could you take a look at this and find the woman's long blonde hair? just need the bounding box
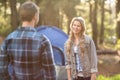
[66,17,86,55]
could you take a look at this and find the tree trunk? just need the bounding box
[9,0,19,30]
[91,0,98,49]
[116,0,120,39]
[63,7,77,34]
[35,0,41,5]
[43,1,59,27]
[3,0,7,18]
[100,0,105,44]
[89,0,92,23]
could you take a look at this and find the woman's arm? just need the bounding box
[64,42,72,80]
[67,69,72,80]
[91,73,97,80]
[90,38,98,80]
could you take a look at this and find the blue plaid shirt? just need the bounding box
[0,27,56,80]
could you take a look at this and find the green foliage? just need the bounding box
[97,75,110,80]
[110,75,120,80]
[97,74,120,80]
[0,25,12,37]
[0,14,12,37]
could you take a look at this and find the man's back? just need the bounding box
[0,1,56,80]
[0,27,56,80]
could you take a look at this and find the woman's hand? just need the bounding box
[91,73,97,80]
[67,69,72,80]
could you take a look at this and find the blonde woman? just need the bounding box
[64,17,98,80]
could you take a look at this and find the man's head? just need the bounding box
[19,1,39,24]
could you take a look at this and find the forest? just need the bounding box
[0,0,120,80]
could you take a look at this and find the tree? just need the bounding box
[39,0,59,27]
[89,0,92,23]
[9,0,19,30]
[38,0,79,32]
[2,0,7,18]
[91,0,98,48]
[99,0,105,44]
[116,0,120,39]
[62,0,79,34]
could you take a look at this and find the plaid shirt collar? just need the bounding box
[17,26,36,32]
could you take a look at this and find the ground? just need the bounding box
[98,54,120,77]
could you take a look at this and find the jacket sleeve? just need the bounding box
[64,43,71,69]
[41,36,56,80]
[0,40,10,80]
[90,38,98,73]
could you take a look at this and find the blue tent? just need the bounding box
[36,26,68,66]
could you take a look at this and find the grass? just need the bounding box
[97,74,120,80]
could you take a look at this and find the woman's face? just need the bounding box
[72,20,82,35]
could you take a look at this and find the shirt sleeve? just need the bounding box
[90,38,98,73]
[41,36,56,80]
[0,40,10,80]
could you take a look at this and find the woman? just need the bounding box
[64,17,98,80]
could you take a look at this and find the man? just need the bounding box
[0,1,56,80]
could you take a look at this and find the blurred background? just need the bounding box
[0,0,120,80]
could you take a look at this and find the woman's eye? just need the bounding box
[73,24,76,26]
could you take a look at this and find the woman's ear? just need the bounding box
[34,13,37,20]
[32,14,36,21]
[34,13,39,25]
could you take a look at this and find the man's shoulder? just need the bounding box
[6,31,17,39]
[6,31,50,43]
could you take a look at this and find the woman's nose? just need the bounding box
[75,26,78,29]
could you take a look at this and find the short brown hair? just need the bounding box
[19,1,39,22]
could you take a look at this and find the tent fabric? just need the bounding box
[36,26,68,65]
[36,26,68,51]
